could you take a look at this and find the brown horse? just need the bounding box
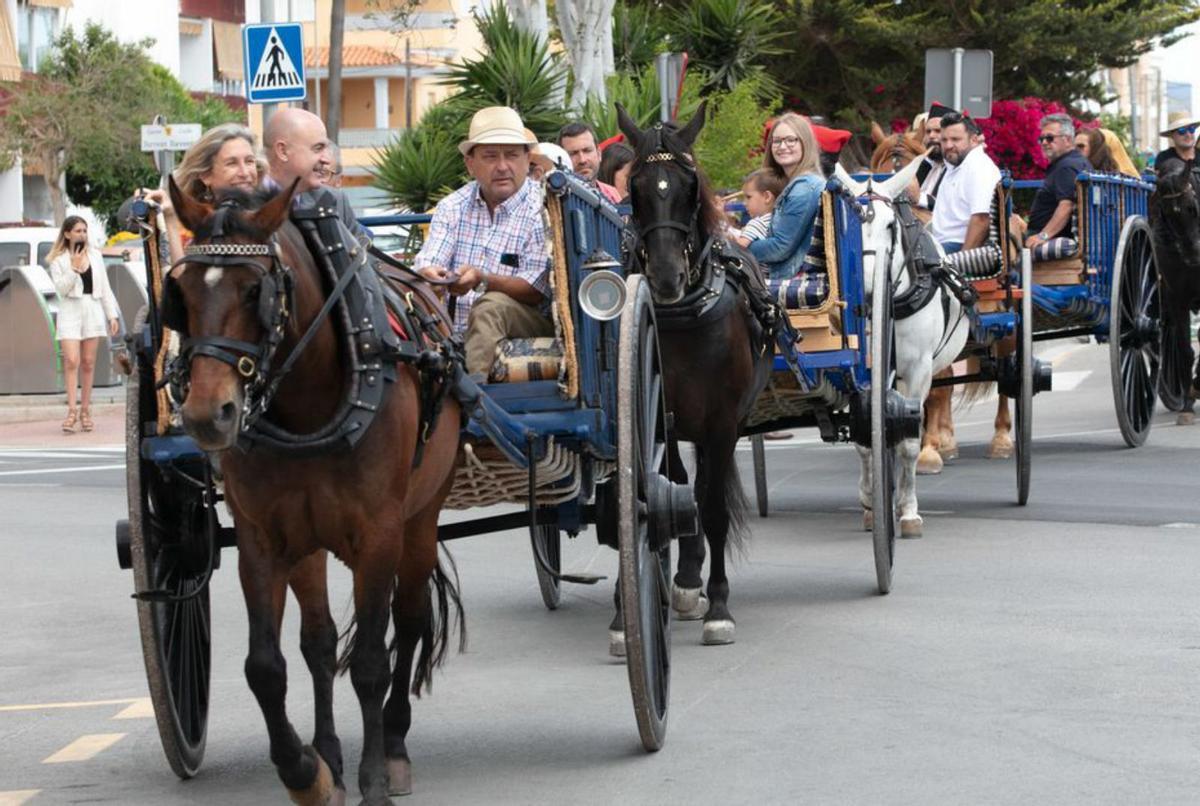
[869,122,924,175]
[167,178,463,805]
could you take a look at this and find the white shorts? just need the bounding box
[56,296,108,341]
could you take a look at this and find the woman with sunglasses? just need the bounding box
[748,113,826,281]
[1154,111,1198,177]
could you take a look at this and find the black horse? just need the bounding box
[1150,160,1200,423]
[616,103,773,645]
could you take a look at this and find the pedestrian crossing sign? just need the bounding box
[242,22,306,103]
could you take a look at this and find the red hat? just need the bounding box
[598,132,626,151]
[812,124,851,154]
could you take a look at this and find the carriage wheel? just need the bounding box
[751,434,768,517]
[123,308,211,779]
[529,524,561,610]
[1015,250,1034,504]
[870,261,898,595]
[617,275,672,752]
[1109,217,1163,444]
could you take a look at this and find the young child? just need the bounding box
[732,168,786,248]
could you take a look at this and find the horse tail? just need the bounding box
[411,547,466,696]
[334,547,467,694]
[957,380,993,411]
[723,457,750,559]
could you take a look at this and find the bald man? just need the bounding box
[263,107,370,247]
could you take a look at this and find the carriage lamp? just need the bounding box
[578,269,626,321]
[581,247,622,273]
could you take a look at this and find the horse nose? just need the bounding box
[182,398,240,450]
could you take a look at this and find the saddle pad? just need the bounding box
[489,337,564,383]
[1032,237,1078,262]
[767,272,829,311]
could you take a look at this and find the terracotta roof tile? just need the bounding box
[305,45,439,69]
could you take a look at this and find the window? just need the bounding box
[37,242,52,268]
[16,4,58,73]
[0,243,31,267]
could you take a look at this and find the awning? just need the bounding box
[0,3,21,82]
[212,20,243,80]
[28,0,73,7]
[179,18,204,37]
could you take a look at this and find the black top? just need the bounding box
[1155,147,1196,176]
[80,265,93,295]
[1029,150,1090,237]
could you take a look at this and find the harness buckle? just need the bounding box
[237,356,257,378]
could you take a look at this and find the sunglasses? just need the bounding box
[1037,134,1067,144]
[1173,125,1198,136]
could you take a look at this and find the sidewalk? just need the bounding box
[0,386,125,447]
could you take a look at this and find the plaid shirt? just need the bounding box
[413,178,550,332]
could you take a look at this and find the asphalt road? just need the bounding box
[1,342,1198,805]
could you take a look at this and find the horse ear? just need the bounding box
[677,100,707,148]
[834,163,866,198]
[870,121,886,146]
[168,174,212,234]
[249,178,301,234]
[616,103,642,152]
[880,155,923,200]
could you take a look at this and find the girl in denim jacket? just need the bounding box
[748,113,826,281]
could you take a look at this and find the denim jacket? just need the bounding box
[748,172,825,280]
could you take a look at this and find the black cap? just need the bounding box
[928,102,957,119]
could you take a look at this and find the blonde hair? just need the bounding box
[173,123,266,201]
[763,113,822,181]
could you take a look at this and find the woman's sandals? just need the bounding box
[61,408,78,434]
[80,408,94,432]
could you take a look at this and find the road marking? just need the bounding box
[43,733,126,763]
[0,791,41,806]
[0,446,122,457]
[112,698,154,719]
[1161,522,1200,529]
[1048,370,1092,391]
[0,697,140,713]
[0,464,123,477]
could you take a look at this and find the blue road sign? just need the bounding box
[243,22,306,103]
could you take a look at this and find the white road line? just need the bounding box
[42,733,126,763]
[0,791,42,806]
[1160,523,1200,529]
[1048,370,1092,391]
[0,698,140,713]
[112,698,154,719]
[0,464,124,477]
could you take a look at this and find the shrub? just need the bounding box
[694,76,780,192]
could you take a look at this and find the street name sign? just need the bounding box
[140,123,202,152]
[243,22,306,103]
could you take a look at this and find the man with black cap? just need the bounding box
[910,102,955,210]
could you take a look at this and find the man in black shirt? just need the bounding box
[1154,111,1198,179]
[1025,113,1090,248]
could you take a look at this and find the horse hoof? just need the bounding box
[671,586,708,620]
[986,436,1013,459]
[608,629,626,658]
[938,441,959,461]
[916,448,943,475]
[702,619,736,645]
[1177,412,1195,426]
[388,757,412,797]
[287,749,335,806]
[862,508,873,531]
[899,517,923,539]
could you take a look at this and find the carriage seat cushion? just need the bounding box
[1032,237,1078,262]
[947,242,1003,280]
[488,337,563,383]
[767,272,829,311]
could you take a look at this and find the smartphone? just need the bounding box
[73,241,84,254]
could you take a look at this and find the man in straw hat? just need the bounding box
[1155,110,1198,177]
[414,106,553,376]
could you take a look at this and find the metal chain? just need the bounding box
[184,243,273,256]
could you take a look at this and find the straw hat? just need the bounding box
[1160,110,1200,137]
[458,106,536,155]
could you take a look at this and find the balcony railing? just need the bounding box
[338,128,404,149]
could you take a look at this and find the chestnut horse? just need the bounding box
[167,178,463,805]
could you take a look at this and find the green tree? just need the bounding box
[666,0,785,96]
[694,76,779,191]
[775,0,1200,131]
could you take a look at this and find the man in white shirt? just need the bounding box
[930,112,1001,254]
[910,102,955,210]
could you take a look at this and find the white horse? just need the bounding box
[836,160,971,537]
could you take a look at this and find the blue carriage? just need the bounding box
[113,171,700,780]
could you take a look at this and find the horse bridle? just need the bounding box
[627,129,709,285]
[164,202,295,429]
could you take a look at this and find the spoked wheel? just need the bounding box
[870,261,898,595]
[751,434,768,517]
[530,524,561,610]
[1015,250,1034,503]
[617,275,673,752]
[1109,217,1163,444]
[123,308,211,779]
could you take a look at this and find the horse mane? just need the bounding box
[190,186,281,242]
[869,133,923,174]
[631,121,725,238]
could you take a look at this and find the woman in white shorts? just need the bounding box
[47,216,119,433]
